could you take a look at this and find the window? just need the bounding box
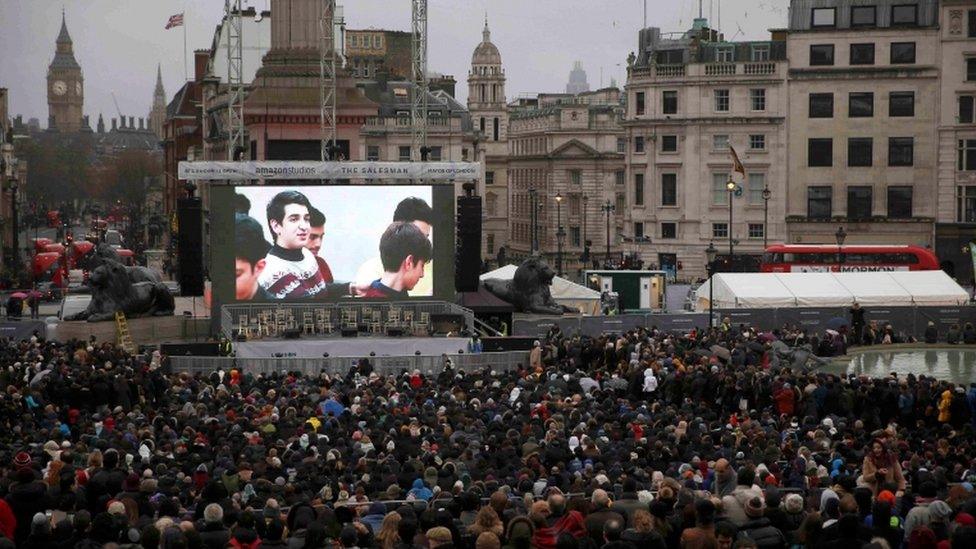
[959,186,976,222]
[661,135,678,152]
[712,173,731,205]
[570,227,581,247]
[485,171,495,185]
[714,89,730,112]
[960,96,975,124]
[971,10,976,38]
[958,139,976,171]
[367,145,380,161]
[429,146,442,161]
[712,223,729,238]
[661,222,677,239]
[635,92,646,116]
[634,222,645,239]
[808,138,833,167]
[889,92,915,117]
[808,186,833,219]
[809,93,834,118]
[811,7,836,27]
[615,170,625,185]
[662,91,678,114]
[713,134,729,150]
[851,5,876,27]
[617,137,626,153]
[486,194,497,216]
[810,44,835,66]
[634,136,645,153]
[750,89,766,111]
[749,134,766,151]
[715,46,734,63]
[968,59,976,82]
[847,186,873,219]
[748,173,766,205]
[486,234,494,255]
[887,186,913,218]
[849,92,874,117]
[661,173,677,206]
[570,170,582,185]
[891,4,917,26]
[748,224,765,239]
[398,146,411,161]
[850,43,875,65]
[751,45,770,61]
[657,49,683,64]
[890,42,916,64]
[634,174,645,206]
[888,137,914,166]
[848,138,873,167]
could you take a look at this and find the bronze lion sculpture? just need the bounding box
[483,257,577,315]
[67,259,175,322]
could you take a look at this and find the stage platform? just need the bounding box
[234,336,471,359]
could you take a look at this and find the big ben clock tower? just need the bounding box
[47,11,83,132]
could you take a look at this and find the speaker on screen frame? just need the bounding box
[177,197,204,296]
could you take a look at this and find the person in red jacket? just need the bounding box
[774,382,796,416]
[0,498,16,541]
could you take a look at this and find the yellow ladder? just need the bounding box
[114,311,137,354]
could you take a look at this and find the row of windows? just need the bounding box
[808,137,914,167]
[629,222,766,240]
[811,5,919,29]
[806,185,913,219]
[655,133,766,153]
[634,88,765,116]
[628,172,770,208]
[810,42,915,66]
[348,34,383,49]
[365,145,441,161]
[808,91,914,119]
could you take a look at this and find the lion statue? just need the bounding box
[483,257,577,315]
[77,243,162,285]
[67,259,175,322]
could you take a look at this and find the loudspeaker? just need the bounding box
[341,327,358,337]
[160,342,220,357]
[386,327,405,337]
[455,195,482,292]
[283,328,301,339]
[177,197,204,296]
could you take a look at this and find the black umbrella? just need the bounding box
[826,317,848,330]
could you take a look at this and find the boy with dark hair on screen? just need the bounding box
[259,190,360,299]
[234,214,273,301]
[361,222,433,299]
[305,206,334,283]
[355,196,435,295]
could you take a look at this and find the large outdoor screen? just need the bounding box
[233,186,436,301]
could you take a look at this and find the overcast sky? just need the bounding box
[0,0,788,125]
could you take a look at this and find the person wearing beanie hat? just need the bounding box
[739,496,787,548]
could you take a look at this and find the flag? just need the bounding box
[729,145,746,178]
[165,13,184,30]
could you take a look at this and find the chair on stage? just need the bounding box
[368,309,384,334]
[412,311,430,336]
[387,307,402,331]
[341,308,358,331]
[302,311,315,335]
[315,308,334,334]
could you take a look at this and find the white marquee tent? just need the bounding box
[480,265,601,314]
[695,271,970,310]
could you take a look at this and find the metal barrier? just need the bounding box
[170,350,529,376]
[512,313,710,338]
[221,301,475,339]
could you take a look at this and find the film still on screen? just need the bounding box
[234,186,435,301]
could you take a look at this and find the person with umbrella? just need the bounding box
[6,292,26,319]
[27,286,41,319]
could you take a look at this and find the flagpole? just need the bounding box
[183,10,188,82]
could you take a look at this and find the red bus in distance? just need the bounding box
[761,244,939,273]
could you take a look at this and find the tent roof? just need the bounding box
[696,271,970,309]
[480,264,600,301]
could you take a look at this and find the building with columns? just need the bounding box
[623,20,789,279]
[467,20,510,265]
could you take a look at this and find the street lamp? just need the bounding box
[555,192,564,276]
[726,178,736,256]
[705,241,717,329]
[835,226,847,269]
[582,194,589,268]
[761,186,771,248]
[601,200,615,265]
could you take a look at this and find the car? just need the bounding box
[104,230,124,249]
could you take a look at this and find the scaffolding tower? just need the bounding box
[320,0,338,161]
[225,0,245,161]
[410,0,429,161]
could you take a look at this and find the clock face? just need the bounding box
[75,82,82,96]
[52,81,67,96]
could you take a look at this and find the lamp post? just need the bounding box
[601,200,615,265]
[706,241,717,329]
[835,226,847,270]
[726,177,736,256]
[762,186,771,248]
[555,192,564,276]
[582,194,589,266]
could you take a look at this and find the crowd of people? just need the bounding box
[0,323,975,549]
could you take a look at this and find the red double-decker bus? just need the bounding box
[761,244,940,273]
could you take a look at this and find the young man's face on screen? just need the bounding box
[412,220,432,239]
[235,258,264,300]
[307,225,324,256]
[403,257,426,291]
[272,203,310,249]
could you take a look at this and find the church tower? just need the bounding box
[149,64,166,140]
[467,17,509,265]
[47,11,84,132]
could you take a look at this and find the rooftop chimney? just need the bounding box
[194,49,210,82]
[112,118,117,130]
[128,116,134,128]
[139,117,144,130]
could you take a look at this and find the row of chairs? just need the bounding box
[236,307,430,339]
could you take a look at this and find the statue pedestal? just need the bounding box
[145,249,166,275]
